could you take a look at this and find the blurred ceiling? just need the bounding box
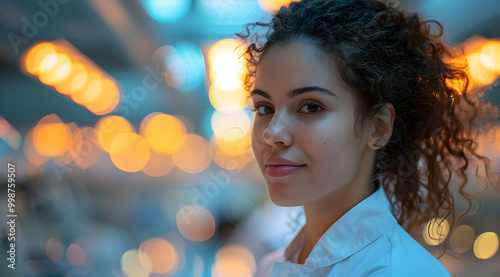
[0,0,499,130]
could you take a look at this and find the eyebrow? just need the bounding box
[250,86,337,100]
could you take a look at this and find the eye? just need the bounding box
[299,101,323,114]
[249,103,273,115]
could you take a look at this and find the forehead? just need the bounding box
[254,40,339,95]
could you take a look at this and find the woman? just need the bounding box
[236,0,500,276]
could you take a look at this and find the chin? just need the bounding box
[267,186,304,207]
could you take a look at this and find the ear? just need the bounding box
[368,103,395,150]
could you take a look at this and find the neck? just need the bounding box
[298,178,377,264]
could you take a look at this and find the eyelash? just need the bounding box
[249,101,324,115]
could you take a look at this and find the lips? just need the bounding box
[264,156,306,177]
[266,164,305,177]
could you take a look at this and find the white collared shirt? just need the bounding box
[254,180,452,277]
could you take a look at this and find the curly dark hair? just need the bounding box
[235,0,500,257]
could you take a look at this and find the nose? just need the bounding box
[262,110,292,146]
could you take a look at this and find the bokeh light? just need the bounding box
[480,41,500,74]
[211,132,251,157]
[140,112,187,155]
[109,132,150,172]
[22,40,120,115]
[54,61,88,95]
[172,134,214,173]
[176,205,216,242]
[38,53,73,86]
[450,225,476,254]
[24,42,58,75]
[208,39,245,73]
[212,244,256,277]
[209,84,248,114]
[423,217,449,246]
[70,127,102,169]
[95,115,135,153]
[70,71,103,105]
[211,133,252,170]
[85,78,120,115]
[162,42,206,91]
[211,110,251,142]
[141,150,175,177]
[140,0,192,23]
[45,238,64,262]
[473,232,499,259]
[138,238,178,274]
[66,243,86,266]
[23,127,49,166]
[466,52,498,86]
[258,0,300,12]
[33,114,72,157]
[121,249,151,277]
[208,39,248,113]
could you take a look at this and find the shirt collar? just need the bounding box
[283,178,398,268]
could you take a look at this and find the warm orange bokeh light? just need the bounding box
[466,52,498,86]
[213,149,251,170]
[140,113,187,155]
[172,134,213,173]
[474,232,499,260]
[71,71,103,105]
[423,218,449,246]
[208,39,248,113]
[176,205,216,242]
[138,238,178,274]
[23,127,49,166]
[258,0,299,12]
[33,114,72,157]
[480,41,500,74]
[70,127,102,169]
[55,61,88,95]
[38,53,73,86]
[211,110,251,143]
[109,132,150,172]
[208,39,245,68]
[211,134,252,170]
[141,150,175,177]
[85,78,120,115]
[213,244,256,277]
[121,249,151,277]
[209,84,248,113]
[25,42,58,75]
[95,115,135,152]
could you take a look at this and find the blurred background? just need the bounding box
[0,0,500,276]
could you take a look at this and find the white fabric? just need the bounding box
[254,180,452,277]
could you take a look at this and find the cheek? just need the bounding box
[251,128,265,157]
[307,128,353,169]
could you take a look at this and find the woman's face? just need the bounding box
[250,40,377,207]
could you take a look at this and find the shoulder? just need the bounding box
[345,225,452,277]
[383,225,452,277]
[254,248,286,277]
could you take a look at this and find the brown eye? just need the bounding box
[249,103,274,115]
[299,102,323,114]
[260,105,274,114]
